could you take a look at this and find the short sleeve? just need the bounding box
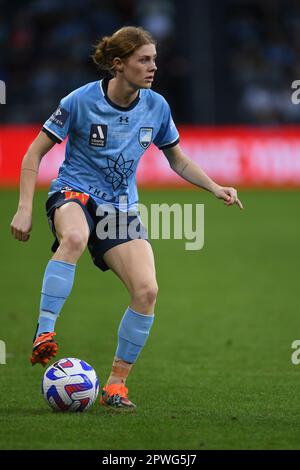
[42,92,75,144]
[153,99,180,150]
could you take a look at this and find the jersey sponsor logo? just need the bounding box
[64,191,90,205]
[119,116,129,124]
[139,127,153,149]
[49,106,69,128]
[102,154,134,190]
[89,124,108,147]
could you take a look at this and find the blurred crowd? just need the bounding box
[226,0,300,123]
[1,0,189,123]
[1,0,300,124]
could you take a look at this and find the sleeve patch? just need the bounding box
[49,106,70,128]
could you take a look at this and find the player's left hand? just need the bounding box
[213,186,243,210]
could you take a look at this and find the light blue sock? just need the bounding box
[116,307,154,364]
[36,260,76,338]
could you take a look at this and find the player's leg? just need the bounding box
[52,202,90,263]
[101,239,158,408]
[31,202,90,366]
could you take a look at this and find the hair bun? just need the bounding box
[101,36,110,51]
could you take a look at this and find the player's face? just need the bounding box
[122,44,157,89]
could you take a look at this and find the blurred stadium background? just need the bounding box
[1,0,300,186]
[1,0,300,451]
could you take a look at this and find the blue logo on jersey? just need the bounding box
[139,127,153,149]
[102,154,134,190]
[49,106,69,128]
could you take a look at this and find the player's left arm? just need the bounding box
[163,143,243,209]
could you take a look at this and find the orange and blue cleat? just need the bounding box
[100,383,136,410]
[30,332,58,367]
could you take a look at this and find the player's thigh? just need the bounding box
[103,239,158,295]
[53,202,90,244]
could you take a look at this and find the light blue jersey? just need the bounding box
[43,78,180,211]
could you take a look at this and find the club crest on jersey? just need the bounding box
[89,124,108,147]
[139,127,153,149]
[49,106,69,128]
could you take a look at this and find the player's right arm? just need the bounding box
[10,131,56,241]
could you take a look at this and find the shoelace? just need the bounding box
[105,384,128,398]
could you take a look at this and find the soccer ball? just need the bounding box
[42,358,99,412]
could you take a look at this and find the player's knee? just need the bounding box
[60,229,88,255]
[132,281,158,310]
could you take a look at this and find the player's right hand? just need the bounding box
[10,208,32,241]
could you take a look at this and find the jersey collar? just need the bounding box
[99,77,140,112]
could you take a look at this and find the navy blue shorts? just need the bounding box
[46,187,149,271]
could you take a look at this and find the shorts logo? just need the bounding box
[89,124,108,147]
[64,191,90,205]
[49,106,69,128]
[139,127,153,149]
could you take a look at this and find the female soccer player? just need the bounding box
[11,26,243,409]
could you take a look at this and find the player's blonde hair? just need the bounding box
[91,26,156,75]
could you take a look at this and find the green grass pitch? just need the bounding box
[0,188,299,450]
